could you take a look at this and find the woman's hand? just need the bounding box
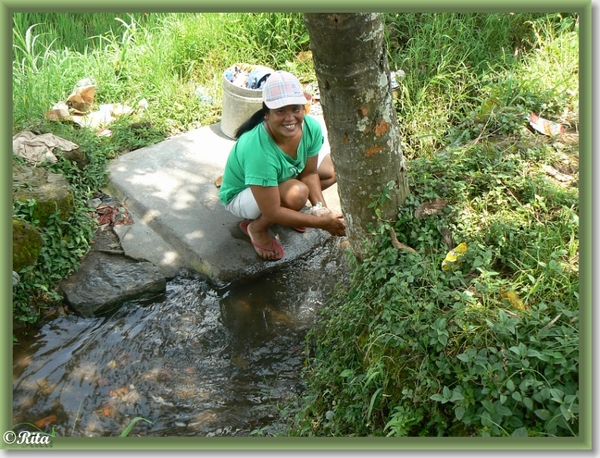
[322,213,346,237]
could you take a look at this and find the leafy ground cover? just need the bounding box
[289,13,580,437]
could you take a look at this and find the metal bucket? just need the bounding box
[220,72,263,139]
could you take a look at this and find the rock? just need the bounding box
[13,164,74,227]
[59,252,166,318]
[61,148,89,169]
[13,218,44,272]
[86,198,102,208]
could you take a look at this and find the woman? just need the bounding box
[219,70,346,261]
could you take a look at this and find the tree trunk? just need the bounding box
[303,13,409,259]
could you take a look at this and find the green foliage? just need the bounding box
[293,11,578,435]
[293,138,578,437]
[11,119,153,324]
[119,417,153,437]
[11,12,579,438]
[384,12,579,158]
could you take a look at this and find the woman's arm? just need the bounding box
[298,155,326,207]
[250,185,345,236]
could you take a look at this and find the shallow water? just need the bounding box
[13,241,349,437]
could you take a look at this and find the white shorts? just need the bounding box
[317,149,329,168]
[224,187,261,220]
[224,151,330,220]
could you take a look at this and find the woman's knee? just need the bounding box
[318,154,336,189]
[280,179,309,209]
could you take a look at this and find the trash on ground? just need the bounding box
[44,78,147,135]
[12,131,79,165]
[390,69,405,90]
[441,242,467,271]
[89,193,134,230]
[66,80,95,114]
[529,113,564,136]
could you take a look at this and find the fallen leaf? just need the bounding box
[441,242,467,271]
[500,289,526,311]
[33,414,57,429]
[415,198,448,218]
[389,228,417,253]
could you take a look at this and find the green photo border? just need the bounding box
[2,0,592,452]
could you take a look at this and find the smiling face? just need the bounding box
[264,104,304,140]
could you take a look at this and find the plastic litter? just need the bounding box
[529,113,564,136]
[390,69,405,90]
[195,86,214,103]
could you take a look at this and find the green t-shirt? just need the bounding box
[219,115,324,205]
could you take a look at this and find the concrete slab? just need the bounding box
[105,117,342,286]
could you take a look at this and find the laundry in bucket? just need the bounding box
[224,63,275,90]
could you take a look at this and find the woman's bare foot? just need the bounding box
[244,220,284,260]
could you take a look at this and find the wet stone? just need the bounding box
[59,251,166,318]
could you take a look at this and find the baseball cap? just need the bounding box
[262,71,309,109]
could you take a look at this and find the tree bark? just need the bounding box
[303,13,409,260]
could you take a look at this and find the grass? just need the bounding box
[12,12,579,437]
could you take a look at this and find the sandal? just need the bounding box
[239,220,285,260]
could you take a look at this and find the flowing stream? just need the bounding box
[13,241,349,437]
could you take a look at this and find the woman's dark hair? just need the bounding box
[234,103,269,139]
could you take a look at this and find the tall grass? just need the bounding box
[384,12,578,157]
[12,13,311,134]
